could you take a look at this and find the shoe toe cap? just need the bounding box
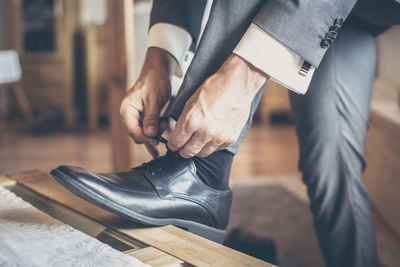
[51,165,107,190]
[53,165,92,177]
[51,165,156,196]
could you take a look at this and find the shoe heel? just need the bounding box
[184,224,225,244]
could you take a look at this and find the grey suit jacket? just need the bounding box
[150,0,400,66]
[149,0,400,120]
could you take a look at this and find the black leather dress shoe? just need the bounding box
[50,152,232,243]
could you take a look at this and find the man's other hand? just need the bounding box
[120,47,176,158]
[168,54,269,158]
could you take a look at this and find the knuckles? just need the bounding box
[143,114,158,123]
[225,137,236,145]
[197,152,210,157]
[184,115,201,133]
[167,140,179,151]
[179,150,196,158]
[197,147,215,157]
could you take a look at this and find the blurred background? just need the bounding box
[0,0,399,266]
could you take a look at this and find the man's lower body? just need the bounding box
[289,22,378,267]
[220,21,378,266]
[162,17,377,265]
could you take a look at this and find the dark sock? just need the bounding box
[192,149,234,191]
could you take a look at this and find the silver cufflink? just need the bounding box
[299,60,311,76]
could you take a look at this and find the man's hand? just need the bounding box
[120,47,176,158]
[168,54,269,158]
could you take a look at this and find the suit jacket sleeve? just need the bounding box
[252,0,357,67]
[148,0,207,76]
[149,0,207,46]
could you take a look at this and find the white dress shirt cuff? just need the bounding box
[233,23,315,94]
[147,23,192,77]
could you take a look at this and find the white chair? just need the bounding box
[0,50,34,124]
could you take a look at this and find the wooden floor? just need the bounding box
[0,123,301,180]
[0,128,113,174]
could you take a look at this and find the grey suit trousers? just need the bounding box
[160,0,379,265]
[168,20,378,267]
[229,22,377,267]
[290,22,378,267]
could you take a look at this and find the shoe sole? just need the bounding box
[50,169,225,243]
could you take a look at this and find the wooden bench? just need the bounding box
[0,171,276,266]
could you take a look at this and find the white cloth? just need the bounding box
[147,22,315,94]
[0,187,148,267]
[233,23,315,94]
[147,23,192,77]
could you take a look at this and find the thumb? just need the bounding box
[143,102,160,137]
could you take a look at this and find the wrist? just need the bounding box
[140,47,178,80]
[222,54,269,96]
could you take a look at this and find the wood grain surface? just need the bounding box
[3,171,276,266]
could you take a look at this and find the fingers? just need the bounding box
[145,143,160,159]
[218,142,232,151]
[120,88,169,144]
[167,114,197,152]
[143,101,161,137]
[178,131,210,158]
[120,98,157,145]
[144,118,169,159]
[174,132,232,158]
[197,141,224,157]
[167,107,236,158]
[124,112,158,145]
[159,117,169,135]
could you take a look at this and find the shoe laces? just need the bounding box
[131,135,173,174]
[154,136,169,151]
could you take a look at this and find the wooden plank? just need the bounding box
[0,175,16,187]
[128,247,184,267]
[7,171,123,223]
[5,171,276,266]
[106,0,135,171]
[122,225,274,267]
[6,170,47,183]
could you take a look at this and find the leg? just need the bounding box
[13,83,34,124]
[289,23,378,267]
